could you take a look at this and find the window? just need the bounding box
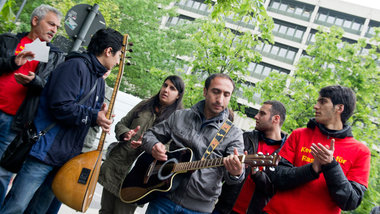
[272,19,306,42]
[247,62,290,80]
[315,8,364,35]
[278,48,287,57]
[193,1,200,9]
[318,13,327,22]
[272,1,280,9]
[352,22,361,31]
[166,15,195,27]
[186,0,193,8]
[287,28,295,36]
[279,25,287,34]
[263,44,271,53]
[295,29,303,39]
[327,16,335,24]
[286,50,295,60]
[271,46,279,55]
[343,20,352,28]
[268,0,314,21]
[366,20,380,38]
[335,18,343,26]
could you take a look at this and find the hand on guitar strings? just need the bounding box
[152,142,168,161]
[97,103,113,133]
[224,148,243,177]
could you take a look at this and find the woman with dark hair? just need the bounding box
[98,75,185,214]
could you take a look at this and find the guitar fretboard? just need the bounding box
[173,155,245,172]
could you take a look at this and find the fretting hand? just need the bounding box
[224,148,243,177]
[96,103,112,133]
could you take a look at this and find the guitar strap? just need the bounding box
[201,119,233,160]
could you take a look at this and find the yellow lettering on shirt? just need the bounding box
[302,155,314,163]
[15,45,25,54]
[335,156,347,164]
[301,146,311,153]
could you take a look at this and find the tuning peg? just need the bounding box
[269,167,275,171]
[128,42,133,46]
[253,167,259,172]
[266,153,269,155]
[128,49,133,52]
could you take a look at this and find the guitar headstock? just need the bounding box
[242,153,280,167]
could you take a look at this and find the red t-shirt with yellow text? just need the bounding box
[0,36,39,115]
[232,141,280,214]
[264,127,370,214]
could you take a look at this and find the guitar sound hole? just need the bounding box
[161,163,174,177]
[158,158,178,180]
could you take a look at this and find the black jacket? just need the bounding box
[214,130,287,214]
[269,119,367,211]
[0,32,65,131]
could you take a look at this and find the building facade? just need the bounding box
[164,0,380,130]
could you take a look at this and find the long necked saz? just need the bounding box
[52,34,131,212]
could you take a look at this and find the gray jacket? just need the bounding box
[142,100,244,213]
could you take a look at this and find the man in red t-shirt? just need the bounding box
[214,100,287,214]
[264,85,371,214]
[0,4,64,205]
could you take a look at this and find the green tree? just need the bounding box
[2,0,122,35]
[109,0,196,99]
[255,26,380,214]
[181,0,274,109]
[0,0,16,32]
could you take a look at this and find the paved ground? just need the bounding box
[58,183,148,213]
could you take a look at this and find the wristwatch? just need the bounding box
[230,174,240,180]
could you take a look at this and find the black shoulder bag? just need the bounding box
[0,82,98,173]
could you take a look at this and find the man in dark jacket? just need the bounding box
[264,85,371,214]
[0,4,64,206]
[214,100,287,214]
[0,28,123,213]
[142,73,245,214]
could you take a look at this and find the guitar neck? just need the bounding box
[172,153,279,172]
[173,155,245,172]
[97,34,129,151]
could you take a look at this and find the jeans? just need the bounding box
[0,110,17,206]
[0,157,54,213]
[146,197,210,214]
[24,172,57,214]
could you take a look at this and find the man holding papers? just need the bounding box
[0,4,65,206]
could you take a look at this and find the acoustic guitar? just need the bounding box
[119,147,280,205]
[51,34,131,212]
